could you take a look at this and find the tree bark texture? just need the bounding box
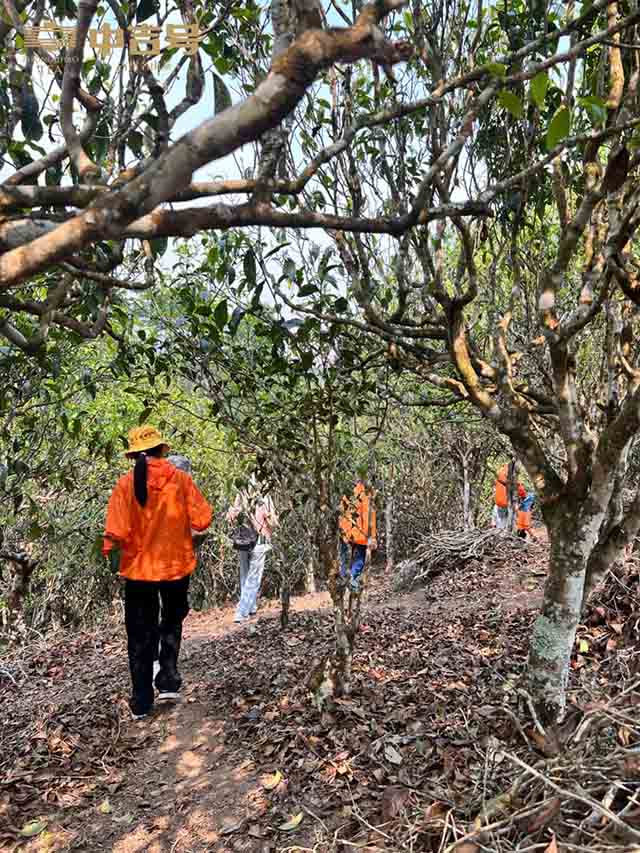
[528,502,606,724]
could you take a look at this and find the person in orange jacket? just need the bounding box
[493,463,526,529]
[339,479,377,592]
[103,426,212,720]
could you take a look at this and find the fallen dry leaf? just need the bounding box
[279,812,304,831]
[423,801,447,823]
[384,744,403,765]
[545,835,559,853]
[381,786,410,822]
[97,799,112,815]
[220,817,244,835]
[262,770,283,790]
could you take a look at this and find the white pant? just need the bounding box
[236,544,270,619]
[494,505,508,529]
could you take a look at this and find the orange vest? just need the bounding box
[102,458,212,582]
[495,465,526,508]
[339,484,376,546]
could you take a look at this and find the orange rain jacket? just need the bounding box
[339,483,376,546]
[102,458,212,582]
[495,464,526,509]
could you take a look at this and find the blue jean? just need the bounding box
[340,541,367,591]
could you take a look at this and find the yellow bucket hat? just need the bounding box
[125,425,170,457]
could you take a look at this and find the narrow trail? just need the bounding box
[1,538,549,853]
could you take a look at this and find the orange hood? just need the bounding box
[145,457,178,491]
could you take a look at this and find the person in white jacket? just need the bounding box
[226,476,278,623]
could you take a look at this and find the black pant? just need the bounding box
[124,575,190,715]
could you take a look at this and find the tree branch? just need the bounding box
[0,0,413,288]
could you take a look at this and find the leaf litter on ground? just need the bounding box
[2,533,640,852]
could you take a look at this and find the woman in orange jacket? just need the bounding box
[103,426,212,719]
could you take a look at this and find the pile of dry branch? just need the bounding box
[351,674,640,852]
[394,528,525,590]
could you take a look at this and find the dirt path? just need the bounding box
[1,541,548,853]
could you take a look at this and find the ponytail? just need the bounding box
[134,452,148,506]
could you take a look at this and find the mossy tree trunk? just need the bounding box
[528,508,592,724]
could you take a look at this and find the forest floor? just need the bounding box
[2,530,640,853]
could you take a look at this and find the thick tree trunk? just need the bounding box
[528,508,598,724]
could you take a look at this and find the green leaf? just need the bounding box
[140,112,159,131]
[243,249,256,285]
[229,306,245,336]
[138,407,153,425]
[486,62,507,78]
[530,72,549,109]
[149,237,168,257]
[213,74,232,114]
[127,130,144,159]
[20,820,47,838]
[579,95,607,128]
[545,105,571,150]
[298,284,318,297]
[136,0,157,23]
[20,87,42,141]
[55,0,78,18]
[46,164,63,186]
[498,91,524,119]
[28,522,42,539]
[214,299,228,330]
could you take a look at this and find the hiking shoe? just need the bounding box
[131,709,150,720]
[129,701,153,720]
[157,691,181,703]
